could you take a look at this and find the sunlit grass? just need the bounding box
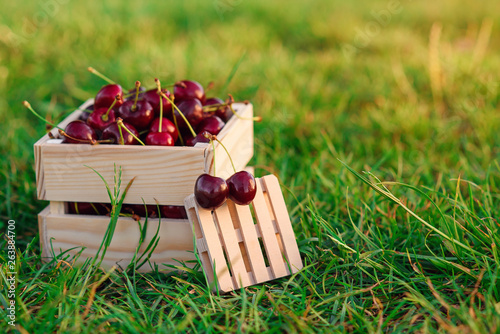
[0,0,499,332]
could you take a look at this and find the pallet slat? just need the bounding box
[214,204,252,288]
[184,174,303,293]
[260,176,303,272]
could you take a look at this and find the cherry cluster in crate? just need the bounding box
[68,202,187,220]
[24,67,260,147]
[76,77,233,146]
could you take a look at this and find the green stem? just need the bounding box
[211,138,216,177]
[103,96,119,121]
[87,67,116,85]
[118,120,145,146]
[132,81,140,111]
[117,123,124,145]
[160,92,196,137]
[159,95,163,133]
[213,136,236,173]
[23,101,64,131]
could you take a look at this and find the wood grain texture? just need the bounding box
[260,175,303,272]
[38,206,50,260]
[34,99,94,199]
[184,174,303,293]
[35,101,253,205]
[38,207,196,272]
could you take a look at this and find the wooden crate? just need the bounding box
[35,99,254,271]
[34,99,254,206]
[38,205,196,272]
[184,175,303,292]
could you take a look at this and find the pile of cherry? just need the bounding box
[68,202,188,220]
[26,67,243,147]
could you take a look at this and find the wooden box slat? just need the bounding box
[34,101,253,206]
[38,207,196,272]
[184,174,303,293]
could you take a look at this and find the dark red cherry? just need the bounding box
[87,107,116,132]
[174,80,206,104]
[122,204,158,218]
[126,86,146,100]
[227,171,257,205]
[174,98,204,130]
[194,174,228,209]
[149,117,178,141]
[196,115,225,135]
[145,131,175,146]
[186,130,211,146]
[143,89,173,116]
[160,205,188,219]
[62,121,97,144]
[116,100,154,131]
[79,104,94,122]
[204,97,232,122]
[102,121,139,145]
[94,84,124,109]
[68,202,109,215]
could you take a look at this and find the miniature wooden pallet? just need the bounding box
[184,174,303,293]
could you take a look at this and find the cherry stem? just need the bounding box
[103,95,120,121]
[58,129,98,145]
[228,102,262,122]
[211,137,216,176]
[117,118,145,146]
[90,203,100,215]
[206,133,236,173]
[132,81,141,112]
[172,103,184,145]
[164,92,196,137]
[117,121,125,145]
[156,78,196,137]
[23,101,64,131]
[158,93,163,133]
[87,67,116,85]
[174,81,187,89]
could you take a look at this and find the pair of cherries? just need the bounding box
[195,171,257,209]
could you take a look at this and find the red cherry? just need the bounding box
[126,86,146,100]
[143,89,173,116]
[196,115,225,135]
[102,121,139,145]
[145,131,175,146]
[116,100,154,131]
[161,205,188,219]
[174,80,206,104]
[186,130,211,147]
[149,117,178,141]
[122,204,159,218]
[68,202,110,215]
[194,174,228,209]
[174,98,204,130]
[62,121,97,144]
[227,171,257,205]
[87,107,116,132]
[94,84,123,109]
[204,97,232,122]
[79,104,94,122]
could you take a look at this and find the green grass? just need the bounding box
[1,0,500,332]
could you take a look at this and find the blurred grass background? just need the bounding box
[0,0,499,332]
